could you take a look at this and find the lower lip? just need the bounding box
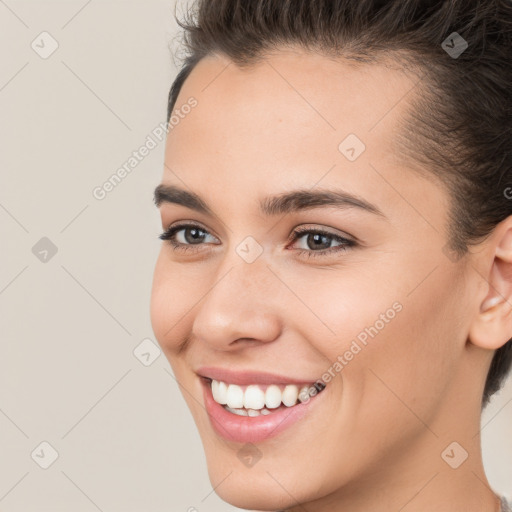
[200,377,325,443]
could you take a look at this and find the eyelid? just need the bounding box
[159,221,357,260]
[288,224,356,244]
[160,222,354,244]
[162,220,220,240]
[287,226,356,257]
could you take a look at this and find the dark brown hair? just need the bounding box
[166,0,512,408]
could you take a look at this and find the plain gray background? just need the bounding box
[0,1,510,511]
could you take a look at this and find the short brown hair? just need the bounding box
[166,0,512,408]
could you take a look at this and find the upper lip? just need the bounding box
[196,366,319,386]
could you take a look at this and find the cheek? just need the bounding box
[149,252,191,354]
[339,267,463,432]
[286,266,404,366]
[302,262,463,429]
[149,254,167,343]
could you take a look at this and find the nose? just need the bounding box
[191,256,283,351]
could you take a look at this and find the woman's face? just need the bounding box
[150,50,488,510]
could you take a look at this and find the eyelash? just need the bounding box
[158,222,356,259]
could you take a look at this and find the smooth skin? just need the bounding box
[150,48,512,512]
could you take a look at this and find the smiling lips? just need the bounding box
[197,366,327,442]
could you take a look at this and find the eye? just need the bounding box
[158,223,356,259]
[159,222,218,253]
[288,226,356,259]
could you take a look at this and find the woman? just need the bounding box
[151,1,512,510]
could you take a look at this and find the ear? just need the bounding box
[468,217,512,350]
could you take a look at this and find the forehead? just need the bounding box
[163,49,447,228]
[168,49,417,155]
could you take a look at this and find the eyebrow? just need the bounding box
[153,184,386,219]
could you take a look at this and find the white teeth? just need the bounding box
[282,384,299,407]
[225,406,248,416]
[265,384,282,409]
[212,379,219,400]
[244,385,266,410]
[209,379,324,411]
[226,384,244,409]
[226,406,273,416]
[212,380,228,405]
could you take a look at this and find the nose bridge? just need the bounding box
[192,247,282,347]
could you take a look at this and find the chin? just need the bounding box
[209,473,296,511]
